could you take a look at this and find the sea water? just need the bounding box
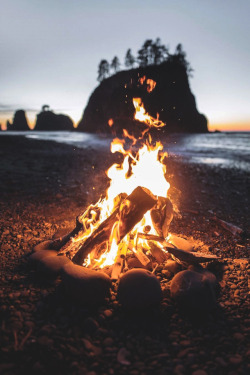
[1,131,250,172]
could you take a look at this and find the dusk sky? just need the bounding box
[1,0,250,131]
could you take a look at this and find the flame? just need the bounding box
[72,79,170,269]
[146,79,156,93]
[108,118,114,127]
[133,98,165,128]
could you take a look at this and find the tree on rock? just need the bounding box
[42,104,50,112]
[125,48,136,68]
[137,39,154,67]
[97,60,110,82]
[110,56,121,73]
[152,38,169,65]
[170,43,194,76]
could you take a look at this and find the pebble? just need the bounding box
[229,354,243,365]
[192,370,208,375]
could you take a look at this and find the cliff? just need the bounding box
[77,61,208,135]
[7,110,30,131]
[34,111,74,131]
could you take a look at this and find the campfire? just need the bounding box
[31,77,218,309]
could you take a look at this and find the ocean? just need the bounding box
[1,131,250,172]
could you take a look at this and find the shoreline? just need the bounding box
[0,135,249,374]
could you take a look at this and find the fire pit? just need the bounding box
[30,78,218,310]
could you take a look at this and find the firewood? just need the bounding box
[111,257,124,280]
[72,186,157,265]
[111,242,127,280]
[150,197,173,238]
[164,246,219,264]
[128,243,151,266]
[148,241,168,263]
[211,216,243,236]
[51,215,83,251]
[137,232,166,244]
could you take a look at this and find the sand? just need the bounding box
[0,135,249,375]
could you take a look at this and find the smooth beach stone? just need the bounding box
[38,255,72,277]
[61,263,111,306]
[164,259,181,274]
[33,240,54,252]
[29,250,58,264]
[168,234,194,252]
[117,268,162,310]
[170,270,218,311]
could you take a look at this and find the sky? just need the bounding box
[1,0,250,131]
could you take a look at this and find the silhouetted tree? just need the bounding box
[97,59,110,82]
[110,56,121,73]
[169,43,194,76]
[125,48,136,68]
[137,39,154,67]
[42,104,50,112]
[152,38,169,64]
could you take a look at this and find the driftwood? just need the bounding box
[72,186,157,265]
[150,197,173,238]
[164,246,219,264]
[211,216,243,236]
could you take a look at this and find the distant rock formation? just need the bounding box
[34,110,74,131]
[7,110,30,131]
[77,62,208,135]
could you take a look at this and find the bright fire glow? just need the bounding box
[133,98,165,128]
[73,80,170,269]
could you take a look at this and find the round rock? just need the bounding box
[29,250,58,264]
[61,263,111,306]
[38,255,72,277]
[117,268,162,310]
[33,240,54,252]
[170,270,218,311]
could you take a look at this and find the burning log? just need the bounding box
[51,215,83,251]
[150,197,173,238]
[72,186,157,266]
[136,232,168,263]
[128,243,151,267]
[148,241,168,263]
[111,243,127,280]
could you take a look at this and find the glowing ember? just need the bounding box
[108,118,114,127]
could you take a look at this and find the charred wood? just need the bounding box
[72,186,157,265]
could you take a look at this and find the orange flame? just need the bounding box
[146,79,156,93]
[108,118,114,127]
[133,98,165,128]
[73,78,169,268]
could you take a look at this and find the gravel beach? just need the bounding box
[0,135,249,375]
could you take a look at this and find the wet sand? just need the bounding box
[0,135,249,375]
